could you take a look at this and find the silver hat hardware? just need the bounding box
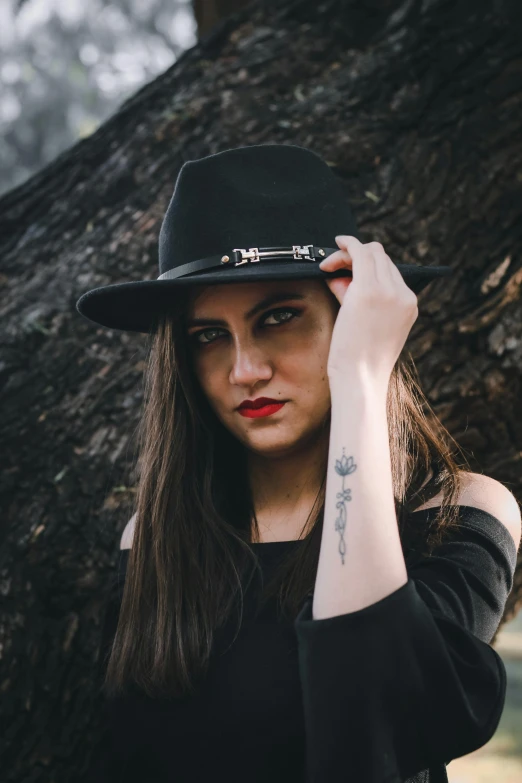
[157,245,328,280]
[224,245,327,265]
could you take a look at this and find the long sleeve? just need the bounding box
[294,506,518,783]
[85,561,126,783]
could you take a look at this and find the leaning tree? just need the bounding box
[1,0,521,779]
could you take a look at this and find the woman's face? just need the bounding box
[185,278,340,457]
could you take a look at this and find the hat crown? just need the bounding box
[76,142,454,333]
[158,144,359,276]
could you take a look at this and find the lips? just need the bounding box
[238,401,286,418]
[238,397,283,410]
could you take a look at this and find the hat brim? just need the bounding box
[76,261,453,334]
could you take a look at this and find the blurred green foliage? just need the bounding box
[0,0,197,196]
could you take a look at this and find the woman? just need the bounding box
[77,144,520,783]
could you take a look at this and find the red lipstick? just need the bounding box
[238,396,282,410]
[238,402,286,418]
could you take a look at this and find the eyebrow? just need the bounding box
[185,291,307,328]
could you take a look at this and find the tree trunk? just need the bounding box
[1,0,521,778]
[193,0,253,37]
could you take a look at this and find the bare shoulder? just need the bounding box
[120,512,137,550]
[413,471,521,550]
[456,472,521,549]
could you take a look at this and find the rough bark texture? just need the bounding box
[1,0,521,779]
[194,0,253,36]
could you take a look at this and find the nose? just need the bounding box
[229,339,273,386]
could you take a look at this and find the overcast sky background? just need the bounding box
[0,0,197,196]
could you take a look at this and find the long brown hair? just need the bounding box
[101,290,472,700]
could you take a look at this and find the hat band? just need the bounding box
[157,244,337,281]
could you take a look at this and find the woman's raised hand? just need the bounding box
[319,235,419,386]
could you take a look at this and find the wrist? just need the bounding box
[328,369,390,400]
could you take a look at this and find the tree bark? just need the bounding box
[1,0,521,778]
[193,0,253,37]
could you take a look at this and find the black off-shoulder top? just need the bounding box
[86,505,518,783]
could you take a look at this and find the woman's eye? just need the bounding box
[263,308,297,326]
[194,328,221,345]
[191,308,299,346]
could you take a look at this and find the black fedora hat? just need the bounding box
[75,144,453,334]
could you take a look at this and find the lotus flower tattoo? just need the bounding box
[334,449,357,565]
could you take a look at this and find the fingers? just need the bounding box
[367,241,398,291]
[325,236,378,288]
[318,236,356,268]
[318,248,351,268]
[367,241,417,304]
[318,251,352,281]
[320,236,415,303]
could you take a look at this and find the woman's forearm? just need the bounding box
[312,373,408,621]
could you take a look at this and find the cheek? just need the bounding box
[294,318,332,366]
[280,327,332,400]
[193,353,230,407]
[191,355,214,401]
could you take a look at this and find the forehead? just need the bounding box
[187,278,318,314]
